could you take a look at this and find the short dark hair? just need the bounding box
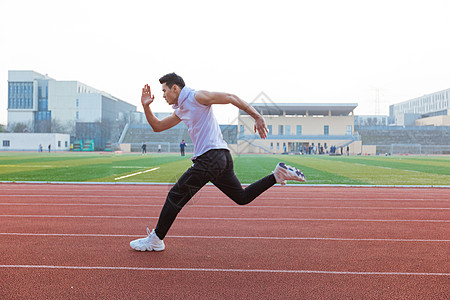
[159,73,185,89]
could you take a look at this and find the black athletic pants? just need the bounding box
[155,149,276,239]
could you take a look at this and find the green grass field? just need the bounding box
[0,152,449,186]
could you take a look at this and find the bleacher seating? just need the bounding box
[122,124,192,152]
[122,123,238,153]
[356,126,450,146]
[124,125,191,143]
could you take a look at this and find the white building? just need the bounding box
[7,70,137,149]
[389,88,450,126]
[237,103,366,154]
[0,133,70,151]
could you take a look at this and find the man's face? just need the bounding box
[162,83,179,105]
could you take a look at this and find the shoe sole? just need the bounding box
[130,242,165,252]
[278,163,306,182]
[132,245,165,252]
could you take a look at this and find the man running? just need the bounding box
[130,73,306,251]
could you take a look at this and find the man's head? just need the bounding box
[159,73,185,105]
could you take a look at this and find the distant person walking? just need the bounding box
[180,140,186,156]
[141,142,147,156]
[48,144,51,152]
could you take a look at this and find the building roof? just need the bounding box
[240,103,358,116]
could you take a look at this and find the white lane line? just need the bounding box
[2,180,449,187]
[114,167,160,180]
[0,195,157,198]
[1,214,449,222]
[1,195,449,202]
[2,188,449,197]
[1,232,448,242]
[0,265,448,276]
[1,203,449,210]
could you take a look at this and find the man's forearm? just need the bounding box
[143,105,162,132]
[243,104,262,121]
[230,95,262,121]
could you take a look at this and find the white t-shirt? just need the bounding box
[173,87,229,158]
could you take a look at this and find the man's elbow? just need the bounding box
[225,94,238,104]
[154,125,165,133]
[150,123,163,132]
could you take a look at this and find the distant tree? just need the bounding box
[10,122,32,133]
[35,119,74,134]
[0,124,6,132]
[51,119,69,133]
[35,120,52,133]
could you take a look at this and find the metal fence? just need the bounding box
[376,144,450,155]
[130,142,172,153]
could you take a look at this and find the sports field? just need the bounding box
[1,153,449,298]
[0,152,449,185]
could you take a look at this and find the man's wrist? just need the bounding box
[252,113,262,121]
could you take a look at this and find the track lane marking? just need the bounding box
[1,214,449,222]
[1,232,449,242]
[1,194,449,202]
[0,264,448,276]
[1,203,449,210]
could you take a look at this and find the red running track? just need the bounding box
[0,183,449,299]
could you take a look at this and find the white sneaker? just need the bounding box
[273,162,306,185]
[130,228,165,251]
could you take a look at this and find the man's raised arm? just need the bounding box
[195,91,268,139]
[141,84,181,132]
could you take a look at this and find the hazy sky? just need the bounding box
[1,0,450,125]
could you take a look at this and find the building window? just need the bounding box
[76,111,79,120]
[277,142,279,150]
[7,82,33,109]
[324,125,329,136]
[296,125,302,135]
[3,140,10,147]
[65,141,68,147]
[76,99,79,107]
[278,125,284,135]
[58,141,61,147]
[270,142,273,149]
[346,125,352,135]
[267,125,272,135]
[285,125,290,136]
[239,125,244,135]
